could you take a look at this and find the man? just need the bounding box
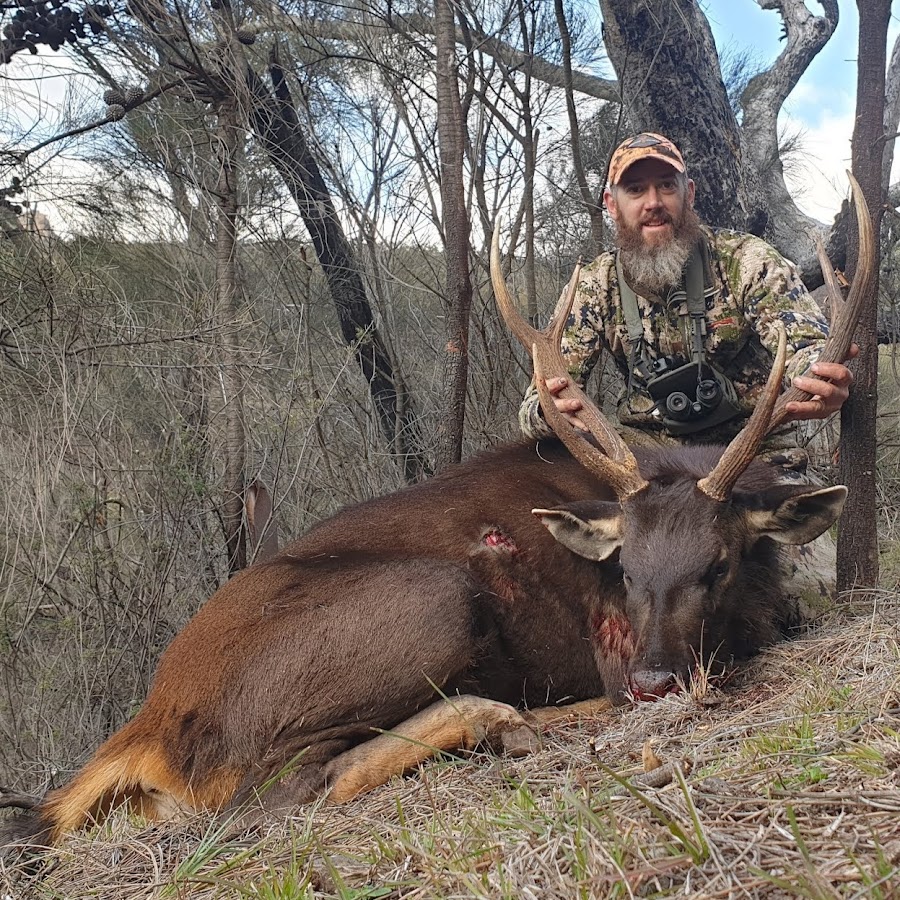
[519,132,855,452]
[518,132,856,610]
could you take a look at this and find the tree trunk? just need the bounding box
[433,0,473,470]
[214,99,248,575]
[739,1,838,258]
[881,32,900,193]
[598,0,749,231]
[247,62,431,483]
[837,0,890,592]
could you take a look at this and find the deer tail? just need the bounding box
[2,719,189,852]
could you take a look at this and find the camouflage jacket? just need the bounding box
[519,227,830,448]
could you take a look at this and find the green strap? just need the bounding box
[615,251,646,345]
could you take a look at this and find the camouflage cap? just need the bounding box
[608,133,686,186]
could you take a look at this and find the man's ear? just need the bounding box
[742,485,848,546]
[686,178,696,208]
[603,187,619,223]
[533,501,623,561]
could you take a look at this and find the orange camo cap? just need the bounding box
[608,132,686,186]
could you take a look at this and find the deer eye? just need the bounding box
[704,558,730,586]
[623,572,633,590]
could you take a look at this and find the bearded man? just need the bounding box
[518,132,857,611]
[518,132,855,450]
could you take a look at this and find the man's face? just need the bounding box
[603,158,696,250]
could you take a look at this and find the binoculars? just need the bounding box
[645,357,742,435]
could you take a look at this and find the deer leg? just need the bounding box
[523,697,614,726]
[323,695,539,804]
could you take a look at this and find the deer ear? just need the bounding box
[246,479,279,562]
[743,485,848,546]
[533,501,623,561]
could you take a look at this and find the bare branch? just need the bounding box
[740,0,838,256]
[553,0,606,251]
[252,11,619,102]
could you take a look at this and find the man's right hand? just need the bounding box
[544,377,589,431]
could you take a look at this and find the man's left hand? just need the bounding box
[784,344,859,421]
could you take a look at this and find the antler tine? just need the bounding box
[697,323,788,502]
[768,171,874,432]
[699,172,873,503]
[533,352,647,499]
[815,231,845,320]
[490,223,648,499]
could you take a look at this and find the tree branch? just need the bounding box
[740,0,839,275]
[8,77,184,165]
[252,11,619,102]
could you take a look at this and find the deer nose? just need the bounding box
[630,668,677,699]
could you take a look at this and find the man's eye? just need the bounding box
[624,184,643,196]
[659,180,678,193]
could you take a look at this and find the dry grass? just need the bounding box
[3,594,900,899]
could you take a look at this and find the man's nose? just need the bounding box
[643,185,663,207]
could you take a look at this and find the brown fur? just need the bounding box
[1,438,841,850]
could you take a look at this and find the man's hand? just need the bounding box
[784,344,859,422]
[543,377,589,431]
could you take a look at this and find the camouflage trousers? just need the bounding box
[762,444,837,628]
[760,417,839,622]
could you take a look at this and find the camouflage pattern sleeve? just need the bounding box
[518,256,616,439]
[723,232,830,383]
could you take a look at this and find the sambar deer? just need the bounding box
[0,177,873,852]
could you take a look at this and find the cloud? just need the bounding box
[780,101,900,225]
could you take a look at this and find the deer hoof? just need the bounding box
[498,724,541,757]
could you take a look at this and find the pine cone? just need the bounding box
[102,88,124,106]
[123,86,144,105]
[235,27,255,45]
[105,103,125,121]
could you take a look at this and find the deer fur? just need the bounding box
[0,436,844,851]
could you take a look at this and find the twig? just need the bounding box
[11,77,186,164]
[0,788,39,810]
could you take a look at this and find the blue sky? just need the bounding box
[702,1,900,221]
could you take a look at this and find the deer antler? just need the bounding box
[768,171,874,431]
[491,226,648,500]
[698,172,874,502]
[697,323,787,502]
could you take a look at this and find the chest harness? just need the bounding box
[615,241,742,435]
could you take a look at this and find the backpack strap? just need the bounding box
[615,251,652,384]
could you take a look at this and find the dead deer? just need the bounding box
[0,177,873,853]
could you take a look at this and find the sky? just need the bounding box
[702,1,900,222]
[4,2,899,233]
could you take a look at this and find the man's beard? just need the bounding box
[616,205,704,295]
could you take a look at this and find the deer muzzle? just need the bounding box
[629,667,679,700]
